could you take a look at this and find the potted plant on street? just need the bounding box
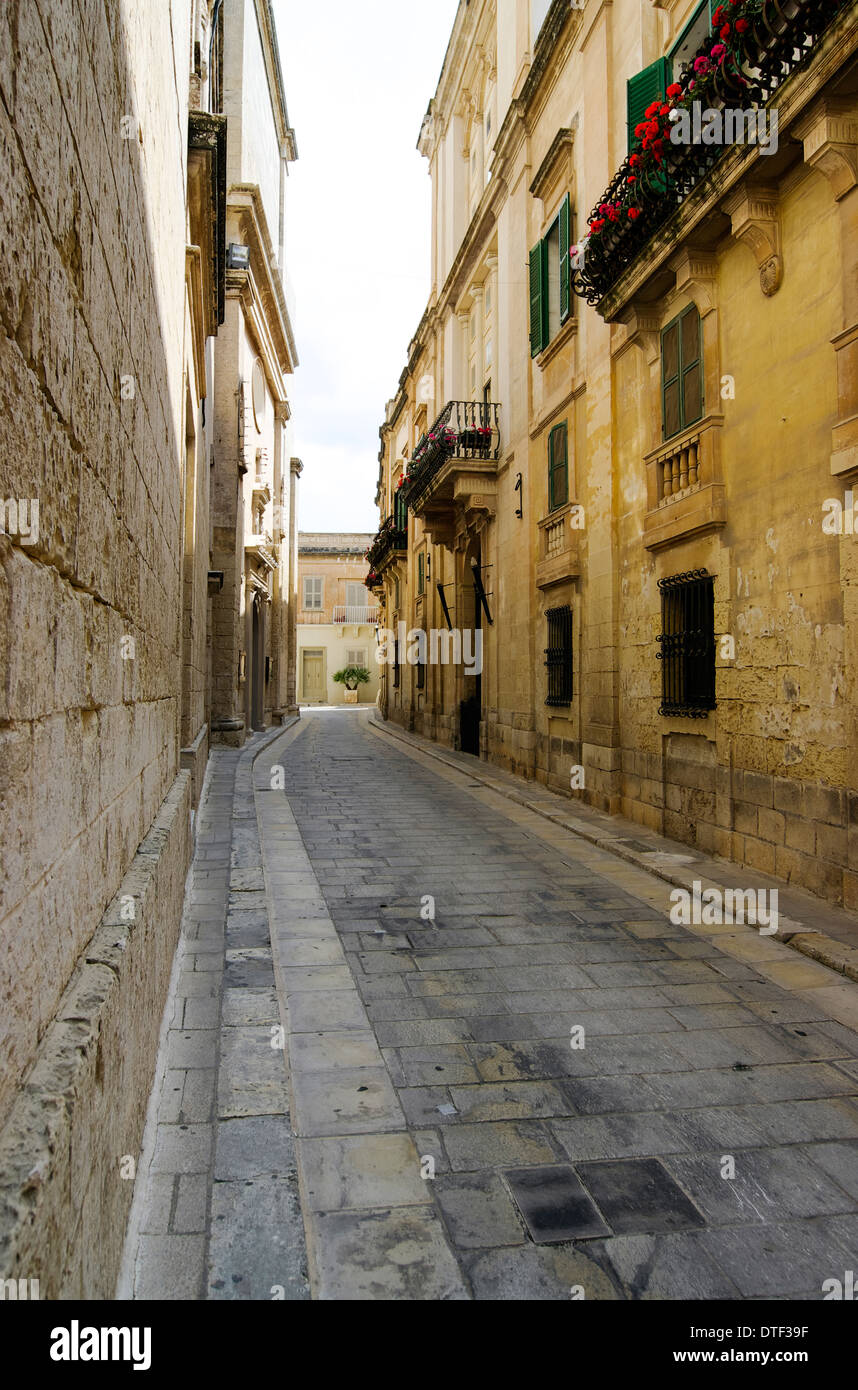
[333,664,371,705]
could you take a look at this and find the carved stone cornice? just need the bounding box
[794,97,858,201]
[723,185,782,297]
[529,126,576,203]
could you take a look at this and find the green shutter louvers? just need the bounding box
[529,242,547,357]
[626,57,671,153]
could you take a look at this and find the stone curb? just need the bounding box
[789,932,858,986]
[367,716,856,989]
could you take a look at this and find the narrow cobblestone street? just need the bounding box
[123,709,858,1301]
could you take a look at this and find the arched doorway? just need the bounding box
[459,535,482,756]
[251,596,265,731]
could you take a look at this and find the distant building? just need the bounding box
[297,535,380,705]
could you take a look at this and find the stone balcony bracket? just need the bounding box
[723,186,782,297]
[612,306,663,364]
[669,248,718,318]
[794,98,858,201]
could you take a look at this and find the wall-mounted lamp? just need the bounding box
[514,473,523,519]
[227,243,250,270]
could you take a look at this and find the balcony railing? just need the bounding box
[367,516,408,572]
[399,401,501,512]
[333,605,379,625]
[574,0,850,308]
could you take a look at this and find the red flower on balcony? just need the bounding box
[735,17,749,32]
[628,207,640,220]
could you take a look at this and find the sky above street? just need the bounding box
[275,0,461,533]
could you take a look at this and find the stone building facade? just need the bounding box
[0,0,298,1295]
[297,534,381,706]
[373,0,858,908]
[209,0,300,746]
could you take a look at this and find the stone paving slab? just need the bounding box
[259,710,858,1300]
[125,708,858,1301]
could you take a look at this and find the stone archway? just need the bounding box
[459,532,483,756]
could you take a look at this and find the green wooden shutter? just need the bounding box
[661,318,681,440]
[559,194,571,325]
[627,57,671,152]
[662,306,703,439]
[680,305,703,429]
[548,423,568,512]
[529,242,547,357]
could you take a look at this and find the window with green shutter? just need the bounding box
[669,1,714,82]
[394,492,408,532]
[529,243,547,357]
[559,195,571,325]
[548,422,569,512]
[661,305,703,440]
[626,57,670,153]
[529,193,572,358]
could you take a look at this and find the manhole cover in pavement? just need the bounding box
[576,1158,705,1236]
[504,1166,611,1243]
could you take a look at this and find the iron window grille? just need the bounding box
[545,606,573,706]
[657,569,716,717]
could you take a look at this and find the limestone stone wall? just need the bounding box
[0,0,195,1292]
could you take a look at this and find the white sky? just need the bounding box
[274,0,461,533]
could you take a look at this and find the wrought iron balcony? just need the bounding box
[574,0,850,309]
[367,516,408,573]
[399,401,501,515]
[333,604,379,625]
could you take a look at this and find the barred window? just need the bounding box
[657,570,716,716]
[545,606,573,706]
